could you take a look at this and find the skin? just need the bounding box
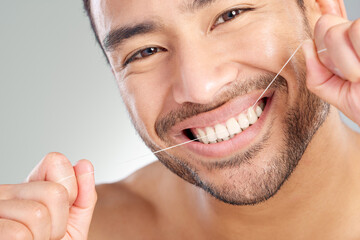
[0,0,359,239]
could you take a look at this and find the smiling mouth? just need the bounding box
[183,98,268,144]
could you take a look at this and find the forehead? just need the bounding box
[91,0,270,40]
[90,0,189,38]
[90,0,303,49]
[91,0,217,19]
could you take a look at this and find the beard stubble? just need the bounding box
[131,70,329,205]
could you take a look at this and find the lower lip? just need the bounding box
[175,94,274,159]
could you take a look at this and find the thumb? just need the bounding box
[302,39,347,109]
[66,160,97,240]
[72,160,97,209]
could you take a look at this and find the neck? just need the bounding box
[188,108,360,239]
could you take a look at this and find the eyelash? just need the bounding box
[123,46,167,67]
[212,7,252,29]
[123,7,252,67]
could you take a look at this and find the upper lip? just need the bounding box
[170,90,274,136]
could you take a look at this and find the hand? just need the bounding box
[302,14,360,125]
[0,152,97,240]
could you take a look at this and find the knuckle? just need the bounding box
[0,220,32,240]
[29,202,50,222]
[47,183,69,203]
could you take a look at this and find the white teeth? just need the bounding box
[238,113,250,129]
[247,108,258,125]
[193,101,266,144]
[256,106,263,117]
[197,128,209,144]
[205,127,217,143]
[226,118,242,136]
[215,124,230,140]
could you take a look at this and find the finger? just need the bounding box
[0,218,32,240]
[302,39,348,108]
[27,152,78,205]
[349,19,360,66]
[323,22,360,82]
[73,160,96,209]
[0,182,69,240]
[67,160,97,239]
[314,14,348,50]
[303,39,360,125]
[303,39,333,87]
[318,0,347,17]
[314,14,348,75]
[0,199,51,240]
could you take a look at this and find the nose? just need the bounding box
[172,39,238,105]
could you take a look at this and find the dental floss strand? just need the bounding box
[251,42,305,108]
[120,43,327,164]
[56,171,95,183]
[317,48,327,54]
[252,46,327,108]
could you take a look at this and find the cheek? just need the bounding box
[215,4,306,77]
[221,21,290,75]
[217,14,306,102]
[119,68,172,138]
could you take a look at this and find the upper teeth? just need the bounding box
[194,102,264,144]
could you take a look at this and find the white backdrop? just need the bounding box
[1,1,359,184]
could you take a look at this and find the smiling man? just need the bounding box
[0,0,360,239]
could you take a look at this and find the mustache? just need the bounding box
[155,74,288,140]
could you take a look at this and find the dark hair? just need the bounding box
[82,0,305,62]
[82,0,109,63]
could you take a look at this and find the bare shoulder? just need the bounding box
[88,161,168,239]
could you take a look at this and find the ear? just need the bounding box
[315,0,347,18]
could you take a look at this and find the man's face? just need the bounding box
[92,0,329,205]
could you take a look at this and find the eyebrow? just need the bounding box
[102,0,219,52]
[103,21,160,52]
[182,0,218,13]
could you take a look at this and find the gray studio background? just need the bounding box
[1,1,359,184]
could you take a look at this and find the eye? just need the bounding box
[212,8,252,29]
[124,46,166,67]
